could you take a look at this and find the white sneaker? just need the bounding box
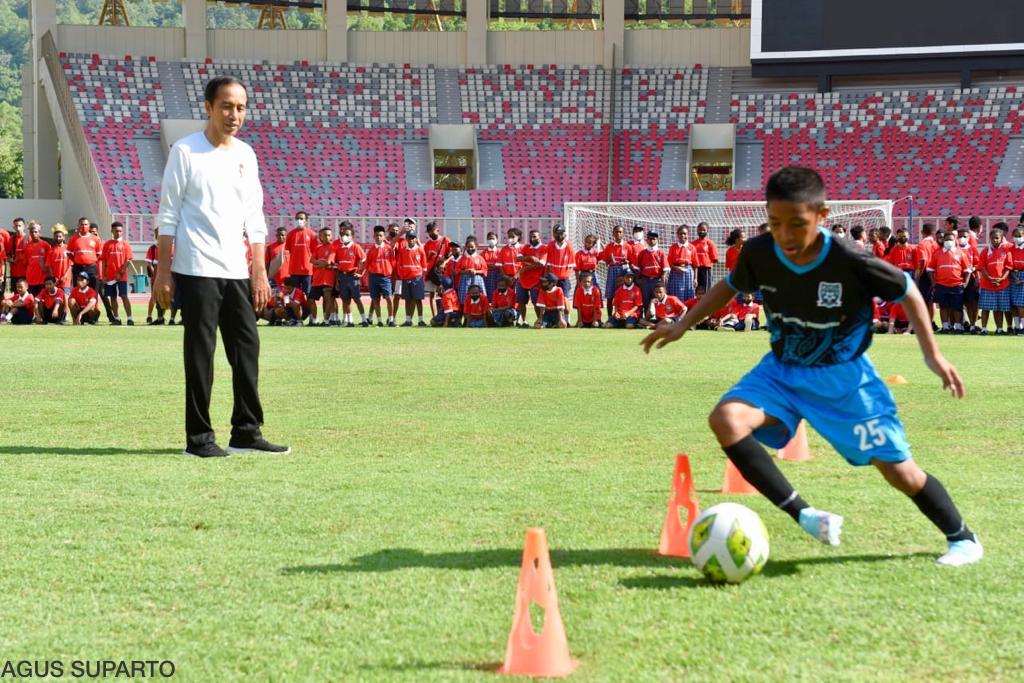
[798,507,844,546]
[937,537,983,567]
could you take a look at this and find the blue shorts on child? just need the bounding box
[368,273,392,298]
[933,284,964,310]
[721,352,912,467]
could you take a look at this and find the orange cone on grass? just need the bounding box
[498,528,578,678]
[778,421,812,462]
[658,454,701,557]
[887,375,908,385]
[721,459,758,495]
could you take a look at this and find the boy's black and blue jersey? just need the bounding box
[726,228,912,367]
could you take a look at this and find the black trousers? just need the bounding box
[175,274,264,448]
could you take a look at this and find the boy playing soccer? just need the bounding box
[642,166,981,567]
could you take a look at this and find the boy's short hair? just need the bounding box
[895,227,908,235]
[945,216,959,228]
[464,234,477,243]
[654,282,665,290]
[468,284,481,292]
[507,227,522,237]
[968,215,982,230]
[497,276,510,286]
[879,226,892,236]
[992,222,1008,234]
[373,225,385,234]
[44,276,56,284]
[921,222,935,236]
[765,166,826,208]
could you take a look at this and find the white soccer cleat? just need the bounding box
[936,537,984,567]
[798,507,844,546]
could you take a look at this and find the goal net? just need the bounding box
[563,200,893,289]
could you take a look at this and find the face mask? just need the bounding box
[342,235,351,245]
[836,233,846,239]
[466,247,476,255]
[958,237,969,247]
[487,239,497,247]
[1015,237,1024,247]
[633,234,644,241]
[507,236,518,245]
[296,219,306,228]
[530,238,540,246]
[943,240,955,251]
[471,294,480,301]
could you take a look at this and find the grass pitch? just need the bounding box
[2,326,1022,681]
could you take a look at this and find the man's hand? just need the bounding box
[925,352,966,399]
[250,268,270,312]
[641,319,686,354]
[153,269,174,311]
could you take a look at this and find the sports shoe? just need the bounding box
[360,320,371,327]
[417,320,427,327]
[377,321,384,327]
[346,322,355,328]
[400,321,412,327]
[146,316,153,324]
[183,442,229,458]
[387,320,397,327]
[112,318,123,326]
[168,319,176,326]
[798,507,844,546]
[226,437,291,455]
[937,536,983,566]
[126,319,135,326]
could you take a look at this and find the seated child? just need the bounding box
[573,271,603,328]
[721,293,761,331]
[535,273,567,329]
[431,278,462,327]
[644,283,686,328]
[606,267,643,329]
[489,276,519,327]
[462,284,490,328]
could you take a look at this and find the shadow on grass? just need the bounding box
[0,445,182,457]
[619,551,936,590]
[283,547,680,575]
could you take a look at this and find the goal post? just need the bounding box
[563,200,894,288]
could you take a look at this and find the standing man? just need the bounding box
[45,224,72,296]
[99,221,135,325]
[284,211,315,296]
[23,221,52,296]
[154,76,289,458]
[68,217,102,289]
[8,217,27,293]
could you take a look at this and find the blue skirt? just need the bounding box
[667,267,695,301]
[459,274,487,303]
[485,269,500,297]
[1011,278,1024,307]
[979,288,1011,311]
[605,264,626,303]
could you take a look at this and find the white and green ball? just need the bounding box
[688,503,770,584]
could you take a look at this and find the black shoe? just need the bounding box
[227,437,291,455]
[126,319,135,326]
[387,320,397,327]
[112,318,123,326]
[400,321,412,327]
[146,316,153,324]
[183,442,229,458]
[346,322,356,328]
[377,321,384,327]
[168,319,176,326]
[361,320,371,327]
[154,318,165,325]
[995,329,1005,336]
[981,329,989,336]
[417,320,427,327]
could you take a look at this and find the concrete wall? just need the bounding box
[624,27,750,66]
[487,30,604,66]
[207,29,324,61]
[0,199,67,229]
[57,25,185,58]
[348,30,465,66]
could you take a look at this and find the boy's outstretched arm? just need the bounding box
[901,283,966,398]
[641,278,736,353]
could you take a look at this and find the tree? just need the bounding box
[0,101,23,198]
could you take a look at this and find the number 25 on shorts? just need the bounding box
[853,419,888,451]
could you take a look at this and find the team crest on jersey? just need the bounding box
[816,281,843,308]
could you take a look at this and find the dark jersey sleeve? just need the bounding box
[854,247,910,301]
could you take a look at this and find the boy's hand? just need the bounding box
[641,320,686,353]
[925,352,966,399]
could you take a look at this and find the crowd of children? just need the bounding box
[3,212,1023,333]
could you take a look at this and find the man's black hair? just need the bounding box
[44,276,55,283]
[373,225,385,233]
[992,221,1008,234]
[13,217,24,224]
[922,222,935,236]
[765,166,826,208]
[944,215,959,228]
[968,215,981,230]
[507,227,522,237]
[111,221,123,229]
[850,225,864,240]
[464,234,477,243]
[426,221,438,231]
[295,210,307,219]
[204,76,247,104]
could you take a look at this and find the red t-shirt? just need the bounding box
[9,234,26,277]
[872,241,887,259]
[396,243,426,279]
[462,294,489,318]
[100,239,133,282]
[456,252,488,277]
[573,285,603,323]
[9,291,34,315]
[266,240,290,281]
[885,243,917,271]
[635,248,668,278]
[274,286,307,308]
[37,287,65,310]
[311,242,336,288]
[728,300,760,320]
[333,242,366,273]
[365,243,396,277]
[491,287,516,310]
[1010,245,1024,272]
[439,288,460,313]
[544,242,575,280]
[599,241,631,266]
[517,243,547,289]
[536,286,566,310]
[285,227,317,275]
[725,245,742,272]
[70,286,98,308]
[690,237,719,268]
[928,248,972,288]
[481,246,501,273]
[68,232,102,266]
[668,242,695,268]
[916,237,939,271]
[574,248,599,274]
[24,239,52,285]
[651,295,686,319]
[683,297,729,319]
[613,284,643,315]
[498,243,522,277]
[888,302,908,322]
[626,240,644,268]
[423,236,451,275]
[977,245,1014,291]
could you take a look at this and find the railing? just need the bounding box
[113,214,563,247]
[891,215,1022,244]
[40,30,112,232]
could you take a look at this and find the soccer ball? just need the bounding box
[688,503,770,584]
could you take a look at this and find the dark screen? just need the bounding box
[761,0,1024,54]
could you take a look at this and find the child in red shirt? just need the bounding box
[667,224,696,301]
[1010,226,1024,335]
[645,283,687,328]
[482,231,501,295]
[606,268,643,329]
[333,224,368,327]
[957,227,982,333]
[572,272,603,328]
[683,286,730,331]
[976,225,1014,334]
[35,276,66,324]
[456,235,488,303]
[721,292,761,331]
[68,272,100,325]
[885,228,917,274]
[535,273,567,328]
[462,284,489,328]
[574,234,601,294]
[263,283,308,326]
[309,226,336,326]
[927,232,972,333]
[691,222,719,294]
[366,225,397,327]
[1,278,35,325]
[724,228,745,272]
[489,276,519,327]
[516,229,547,327]
[430,277,461,327]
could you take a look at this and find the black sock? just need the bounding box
[911,474,974,542]
[723,435,809,522]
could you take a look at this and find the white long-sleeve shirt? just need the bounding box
[157,131,267,279]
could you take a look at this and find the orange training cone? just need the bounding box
[658,454,701,557]
[887,375,908,385]
[498,528,578,678]
[778,421,812,462]
[721,459,758,495]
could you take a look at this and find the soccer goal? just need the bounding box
[563,200,893,287]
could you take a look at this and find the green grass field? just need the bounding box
[3,326,1022,681]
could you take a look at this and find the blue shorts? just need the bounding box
[516,283,539,306]
[916,271,934,304]
[402,276,424,302]
[963,276,979,304]
[609,315,639,328]
[335,272,361,301]
[104,281,128,298]
[934,284,964,310]
[467,318,486,328]
[368,273,392,298]
[540,309,563,327]
[286,274,312,295]
[721,353,912,467]
[490,308,518,327]
[309,285,332,301]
